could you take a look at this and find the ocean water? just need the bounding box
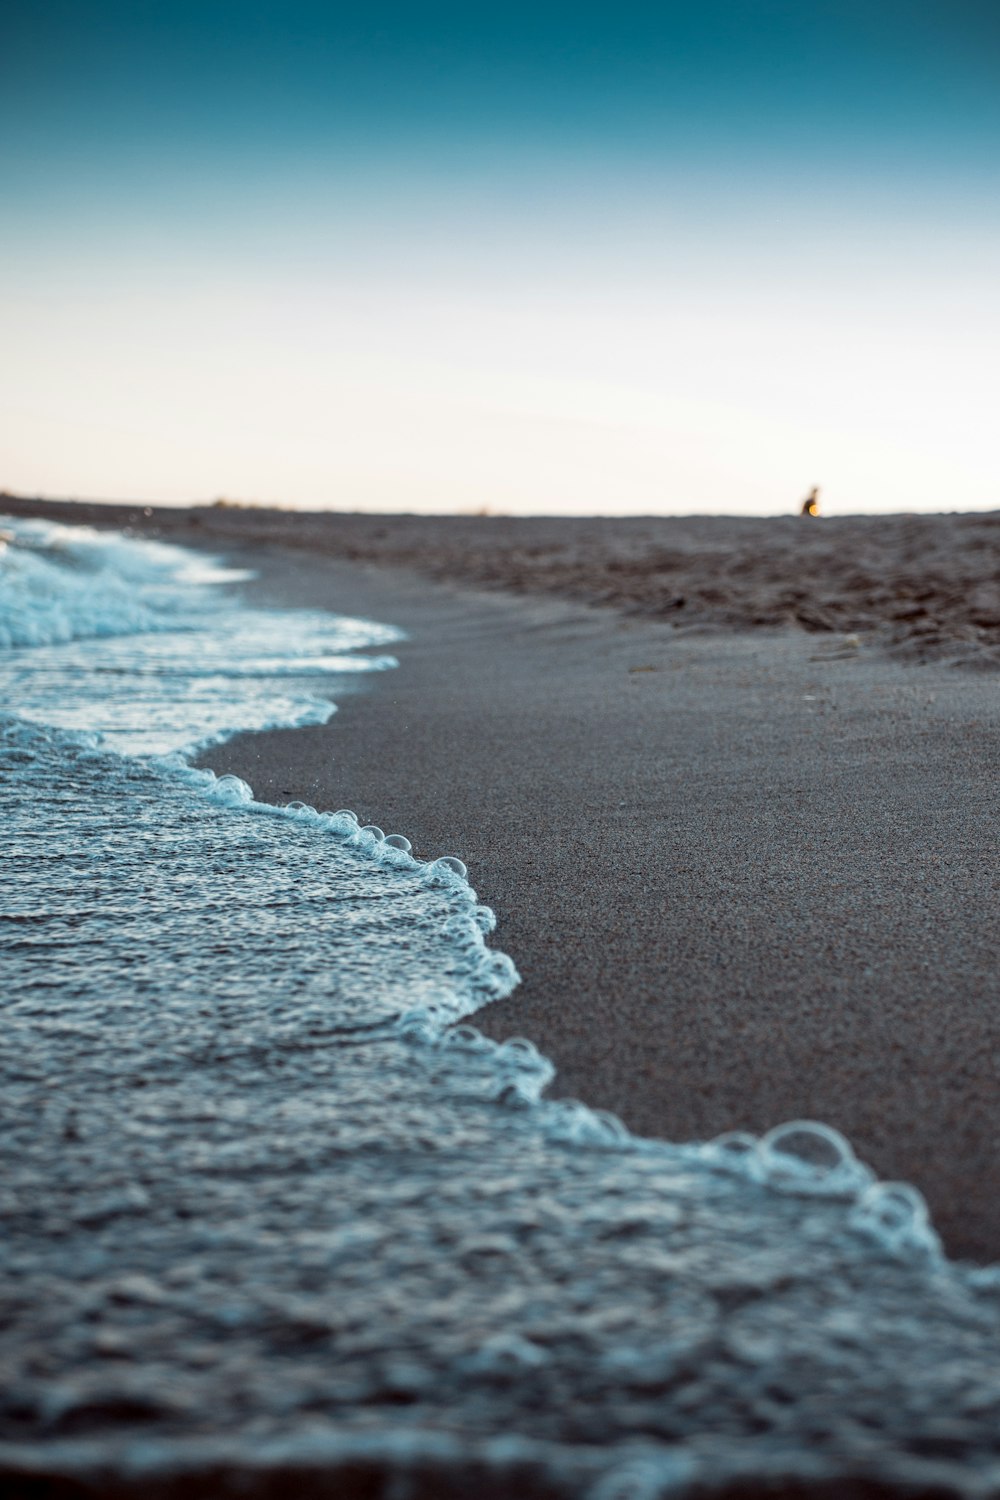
[2,518,1000,1499]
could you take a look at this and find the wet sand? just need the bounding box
[5,498,1000,1259]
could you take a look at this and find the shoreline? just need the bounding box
[5,497,1000,1259]
[3,494,999,670]
[204,543,998,1262]
[5,499,1000,1496]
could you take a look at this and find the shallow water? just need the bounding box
[2,519,1000,1499]
[0,517,399,756]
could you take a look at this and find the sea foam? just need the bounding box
[0,517,399,755]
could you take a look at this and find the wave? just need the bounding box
[0,515,401,755]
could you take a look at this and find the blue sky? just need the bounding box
[2,2,998,513]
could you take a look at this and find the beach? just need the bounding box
[4,497,1000,1499]
[7,2,999,1490]
[5,497,998,1261]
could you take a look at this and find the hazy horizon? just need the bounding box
[3,2,998,517]
[7,490,997,524]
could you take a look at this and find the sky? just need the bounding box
[1,1,998,515]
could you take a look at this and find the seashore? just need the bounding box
[4,496,998,1259]
[201,534,1000,1263]
[3,498,1000,1500]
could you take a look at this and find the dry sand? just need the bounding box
[5,498,1000,1259]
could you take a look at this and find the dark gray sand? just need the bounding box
[196,544,1000,1263]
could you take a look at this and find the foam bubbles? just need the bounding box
[707,1130,757,1162]
[396,1009,442,1045]
[497,1036,545,1067]
[546,1100,630,1148]
[209,775,255,806]
[753,1120,873,1197]
[444,1024,492,1053]
[850,1181,940,1256]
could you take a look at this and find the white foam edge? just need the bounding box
[149,754,508,1001]
[165,699,338,760]
[147,759,946,1269]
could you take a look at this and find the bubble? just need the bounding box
[432,855,468,879]
[754,1120,869,1195]
[486,952,520,993]
[445,1025,488,1051]
[591,1108,630,1143]
[850,1182,940,1256]
[708,1130,757,1161]
[495,1081,535,1108]
[548,1100,630,1147]
[211,775,254,806]
[383,834,411,851]
[285,800,316,816]
[396,1009,438,1044]
[333,809,359,824]
[323,811,359,836]
[497,1036,544,1067]
[361,824,386,842]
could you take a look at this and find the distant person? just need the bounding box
[800,486,821,517]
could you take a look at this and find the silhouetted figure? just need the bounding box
[800,486,821,517]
